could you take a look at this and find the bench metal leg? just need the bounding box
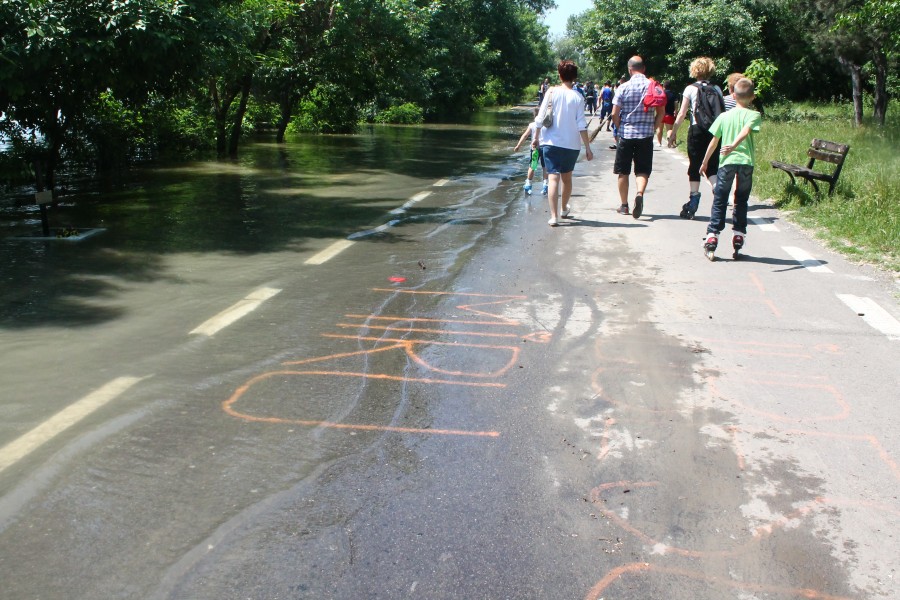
[808,179,820,195]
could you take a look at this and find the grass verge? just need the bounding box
[753,101,899,273]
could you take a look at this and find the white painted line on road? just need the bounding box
[0,376,146,473]
[749,217,779,232]
[782,246,833,273]
[837,294,900,340]
[434,178,450,187]
[348,219,401,240]
[390,191,431,215]
[190,287,281,336]
[305,239,355,265]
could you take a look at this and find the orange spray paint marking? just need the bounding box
[584,562,853,600]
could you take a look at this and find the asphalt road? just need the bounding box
[1,124,899,599]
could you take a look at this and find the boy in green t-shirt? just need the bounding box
[699,78,762,258]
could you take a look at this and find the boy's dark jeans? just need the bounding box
[707,164,754,235]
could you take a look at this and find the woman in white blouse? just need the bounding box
[533,60,594,226]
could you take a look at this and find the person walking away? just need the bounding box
[722,72,744,111]
[611,56,664,219]
[660,81,678,147]
[699,78,762,259]
[584,81,597,116]
[513,108,548,195]
[533,60,594,226]
[539,78,550,104]
[667,57,726,220]
[599,81,614,130]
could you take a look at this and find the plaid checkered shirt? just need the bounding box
[613,73,656,139]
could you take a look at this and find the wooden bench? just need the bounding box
[770,138,850,195]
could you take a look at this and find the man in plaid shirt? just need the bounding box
[611,56,665,219]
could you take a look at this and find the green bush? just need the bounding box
[288,83,360,134]
[373,103,424,125]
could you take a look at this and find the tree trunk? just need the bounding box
[228,74,253,158]
[871,49,888,126]
[211,80,238,158]
[838,56,864,126]
[275,92,296,143]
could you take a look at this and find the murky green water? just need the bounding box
[1,109,531,254]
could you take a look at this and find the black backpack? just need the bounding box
[692,82,725,131]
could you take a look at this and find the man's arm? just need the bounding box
[611,105,621,129]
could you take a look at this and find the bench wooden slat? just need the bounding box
[807,148,844,164]
[812,138,849,154]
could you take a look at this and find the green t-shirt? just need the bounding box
[708,106,762,167]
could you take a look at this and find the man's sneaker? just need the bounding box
[524,180,533,194]
[616,204,629,215]
[541,182,549,195]
[632,194,644,219]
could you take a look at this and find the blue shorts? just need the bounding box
[541,146,580,174]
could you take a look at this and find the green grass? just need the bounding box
[753,101,900,272]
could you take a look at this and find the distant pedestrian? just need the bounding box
[584,81,597,115]
[667,57,726,220]
[659,81,678,147]
[513,108,548,195]
[700,78,762,258]
[610,56,664,219]
[598,81,614,130]
[539,78,550,104]
[534,60,595,226]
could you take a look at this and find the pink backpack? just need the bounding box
[642,79,667,112]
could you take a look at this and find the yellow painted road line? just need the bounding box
[0,376,146,473]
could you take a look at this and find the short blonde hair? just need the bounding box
[689,57,716,81]
[734,78,755,101]
[726,72,744,92]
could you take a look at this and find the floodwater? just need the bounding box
[1,110,529,255]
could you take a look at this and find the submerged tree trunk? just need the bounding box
[228,74,253,158]
[838,56,864,126]
[275,91,298,143]
[871,50,888,126]
[211,79,239,158]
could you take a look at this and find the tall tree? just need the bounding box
[834,0,900,125]
[0,0,191,190]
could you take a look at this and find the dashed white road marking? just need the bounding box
[434,178,450,187]
[348,219,401,240]
[190,287,281,336]
[837,294,900,340]
[782,246,833,273]
[305,239,355,265]
[0,376,147,472]
[749,216,779,232]
[390,191,432,215]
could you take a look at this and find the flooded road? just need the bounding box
[2,110,900,599]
